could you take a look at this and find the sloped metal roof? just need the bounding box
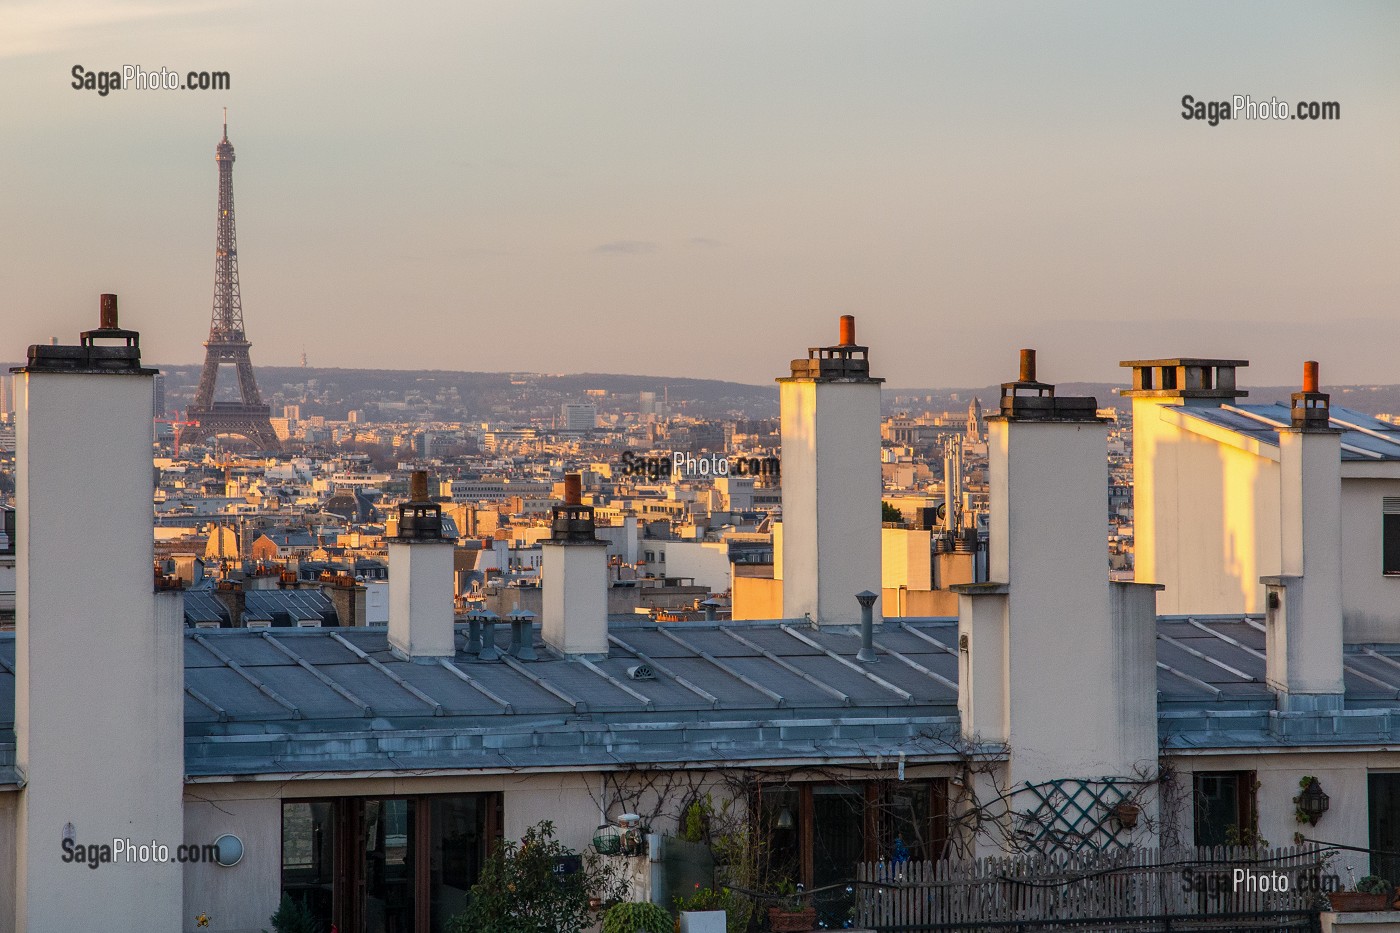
[6,614,1400,782]
[183,588,338,627]
[1178,403,1400,461]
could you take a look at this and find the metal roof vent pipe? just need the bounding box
[701,598,720,622]
[509,608,538,661]
[478,610,501,661]
[466,608,484,655]
[856,590,878,662]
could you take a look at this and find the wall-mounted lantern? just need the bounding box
[1295,776,1330,826]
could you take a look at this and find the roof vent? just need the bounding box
[627,664,655,681]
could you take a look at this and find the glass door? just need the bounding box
[281,802,336,929]
[363,798,416,933]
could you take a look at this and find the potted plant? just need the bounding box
[1112,801,1141,830]
[675,884,730,933]
[602,901,673,933]
[1329,874,1393,912]
[767,880,816,933]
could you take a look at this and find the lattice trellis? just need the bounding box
[1013,777,1136,856]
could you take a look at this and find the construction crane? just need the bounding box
[155,410,199,457]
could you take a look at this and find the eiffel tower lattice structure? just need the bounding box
[182,114,280,450]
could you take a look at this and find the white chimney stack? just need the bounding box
[1263,361,1345,710]
[778,314,884,625]
[542,473,608,655]
[388,470,457,659]
[955,351,1158,812]
[14,295,185,932]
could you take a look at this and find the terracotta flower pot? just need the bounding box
[1330,891,1391,912]
[767,906,817,932]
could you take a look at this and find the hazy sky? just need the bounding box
[2,1,1397,388]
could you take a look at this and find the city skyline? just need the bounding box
[3,1,1398,387]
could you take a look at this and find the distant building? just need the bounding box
[445,479,553,501]
[561,402,597,432]
[269,417,293,441]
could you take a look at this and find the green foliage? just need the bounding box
[676,884,748,933]
[1356,875,1392,895]
[263,894,322,933]
[1294,775,1320,824]
[708,798,762,933]
[680,795,713,844]
[774,877,806,911]
[674,884,734,914]
[881,502,904,524]
[1223,823,1269,849]
[448,820,628,933]
[602,901,673,933]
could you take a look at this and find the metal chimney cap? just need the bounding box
[1018,348,1036,383]
[99,293,119,329]
[855,590,878,607]
[838,314,856,347]
[1302,360,1319,393]
[409,470,430,502]
[508,608,536,621]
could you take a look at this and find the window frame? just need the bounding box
[1192,770,1258,847]
[280,791,502,933]
[1383,498,1400,575]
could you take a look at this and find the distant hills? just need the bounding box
[887,382,1400,418]
[13,362,1398,421]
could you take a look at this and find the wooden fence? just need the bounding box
[854,846,1331,929]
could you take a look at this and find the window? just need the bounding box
[757,780,949,926]
[1369,774,1400,881]
[282,793,500,933]
[1384,499,1400,575]
[1193,771,1257,847]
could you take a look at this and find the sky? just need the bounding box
[1,1,1398,388]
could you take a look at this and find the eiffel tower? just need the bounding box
[183,113,280,449]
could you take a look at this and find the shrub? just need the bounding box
[263,894,322,933]
[602,901,673,933]
[676,885,746,933]
[679,796,712,844]
[448,820,628,933]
